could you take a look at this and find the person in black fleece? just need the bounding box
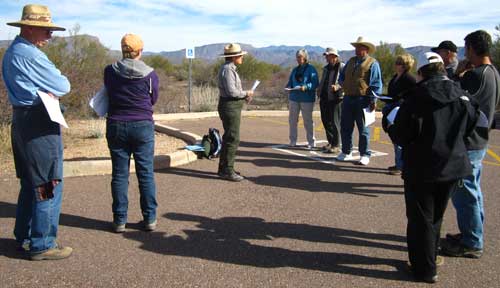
[387,52,479,284]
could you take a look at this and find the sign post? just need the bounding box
[185,47,195,112]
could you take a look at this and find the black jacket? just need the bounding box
[388,75,478,182]
[387,71,417,103]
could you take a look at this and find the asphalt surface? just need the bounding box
[1,116,499,288]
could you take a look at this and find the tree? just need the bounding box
[42,24,112,118]
[0,48,11,124]
[492,24,500,72]
[372,42,407,93]
[143,55,174,75]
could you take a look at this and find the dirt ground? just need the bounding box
[0,119,187,179]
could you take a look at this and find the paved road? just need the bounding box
[1,116,499,288]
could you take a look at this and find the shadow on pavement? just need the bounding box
[0,201,131,233]
[122,212,409,281]
[248,175,403,197]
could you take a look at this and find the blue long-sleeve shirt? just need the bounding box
[286,63,319,102]
[2,35,70,107]
[339,56,383,96]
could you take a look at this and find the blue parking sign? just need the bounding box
[186,47,195,59]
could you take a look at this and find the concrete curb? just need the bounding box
[64,110,382,178]
[153,110,383,121]
[63,123,201,178]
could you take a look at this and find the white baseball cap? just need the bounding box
[417,52,444,71]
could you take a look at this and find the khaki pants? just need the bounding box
[289,100,315,146]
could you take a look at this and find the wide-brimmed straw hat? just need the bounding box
[7,4,65,31]
[220,43,248,57]
[350,36,376,54]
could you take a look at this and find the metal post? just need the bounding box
[188,58,192,112]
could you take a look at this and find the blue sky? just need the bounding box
[1,0,499,52]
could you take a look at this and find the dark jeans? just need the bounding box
[404,179,456,278]
[319,99,341,147]
[218,99,244,174]
[11,105,64,253]
[340,96,371,156]
[106,119,157,225]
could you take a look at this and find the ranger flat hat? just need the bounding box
[350,36,376,54]
[220,43,248,57]
[7,4,65,31]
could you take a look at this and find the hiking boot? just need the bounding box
[336,152,353,161]
[144,219,157,231]
[112,222,126,233]
[358,156,370,166]
[322,144,332,151]
[445,233,462,243]
[331,146,341,154]
[416,274,438,284]
[30,246,73,261]
[219,172,244,182]
[441,241,483,259]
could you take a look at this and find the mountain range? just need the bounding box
[1,36,464,67]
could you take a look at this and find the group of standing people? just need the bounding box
[3,4,500,286]
[3,4,160,259]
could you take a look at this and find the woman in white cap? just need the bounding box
[387,52,478,283]
[286,49,319,149]
[217,43,254,182]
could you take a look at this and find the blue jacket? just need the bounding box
[286,63,318,102]
[2,35,70,107]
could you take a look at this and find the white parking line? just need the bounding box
[270,140,388,165]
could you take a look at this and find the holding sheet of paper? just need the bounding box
[251,80,260,91]
[386,106,400,124]
[38,91,69,128]
[363,108,376,126]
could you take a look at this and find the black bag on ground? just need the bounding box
[200,128,222,159]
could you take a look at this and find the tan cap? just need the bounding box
[121,33,144,52]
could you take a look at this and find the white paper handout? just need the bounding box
[386,106,400,124]
[37,91,69,128]
[371,90,393,100]
[251,80,261,91]
[89,86,109,117]
[285,86,302,91]
[363,108,376,127]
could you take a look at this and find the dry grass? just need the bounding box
[0,119,187,178]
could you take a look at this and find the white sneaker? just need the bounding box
[289,141,297,147]
[358,156,370,165]
[336,152,353,161]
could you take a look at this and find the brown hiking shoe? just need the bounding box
[30,246,73,261]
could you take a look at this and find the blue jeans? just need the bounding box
[14,178,63,254]
[394,144,403,170]
[106,120,157,225]
[340,96,371,156]
[451,148,486,249]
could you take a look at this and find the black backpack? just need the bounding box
[200,128,222,159]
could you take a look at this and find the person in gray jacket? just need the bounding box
[217,43,254,182]
[318,48,344,153]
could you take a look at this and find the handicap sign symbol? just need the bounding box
[186,48,195,58]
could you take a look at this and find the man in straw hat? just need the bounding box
[217,43,254,182]
[318,47,344,153]
[2,4,72,260]
[336,36,382,165]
